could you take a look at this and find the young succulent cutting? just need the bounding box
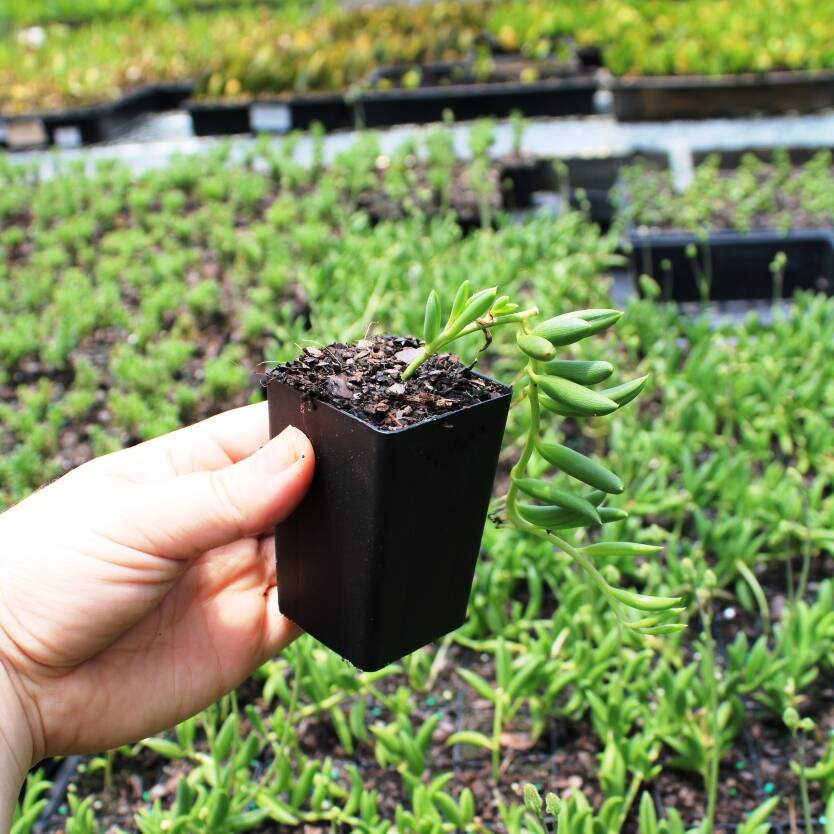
[403,281,683,635]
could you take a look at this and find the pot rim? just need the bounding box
[267,367,512,436]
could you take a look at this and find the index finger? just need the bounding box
[83,401,272,482]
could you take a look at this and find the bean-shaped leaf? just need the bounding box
[457,667,498,702]
[518,503,587,529]
[600,507,629,522]
[536,374,617,416]
[572,308,622,335]
[514,477,601,523]
[257,793,300,826]
[213,713,238,760]
[516,333,556,361]
[423,290,441,344]
[447,286,497,335]
[539,395,586,418]
[446,731,496,750]
[141,738,186,759]
[449,280,471,323]
[608,586,683,611]
[600,374,649,408]
[543,359,614,385]
[581,542,662,557]
[641,623,686,635]
[537,441,624,494]
[532,314,592,346]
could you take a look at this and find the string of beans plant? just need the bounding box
[403,282,684,634]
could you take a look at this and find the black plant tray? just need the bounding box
[1,81,194,148]
[500,152,668,228]
[611,70,834,121]
[185,98,252,136]
[355,63,596,127]
[627,228,834,301]
[289,92,352,131]
[267,373,511,671]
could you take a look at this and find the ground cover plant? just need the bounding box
[617,151,834,235]
[4,127,834,833]
[0,0,306,30]
[8,0,834,115]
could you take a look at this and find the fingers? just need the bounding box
[86,402,271,481]
[131,425,314,559]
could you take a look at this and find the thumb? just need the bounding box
[133,425,315,558]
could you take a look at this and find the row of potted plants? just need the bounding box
[5,128,834,831]
[8,0,834,132]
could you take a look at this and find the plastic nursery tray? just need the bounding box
[267,373,511,671]
[501,152,668,228]
[610,69,834,121]
[1,81,194,149]
[185,98,252,136]
[627,228,834,301]
[355,75,597,128]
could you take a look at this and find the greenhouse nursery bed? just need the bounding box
[609,70,834,122]
[617,150,834,300]
[7,125,834,834]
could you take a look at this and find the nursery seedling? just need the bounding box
[402,281,682,633]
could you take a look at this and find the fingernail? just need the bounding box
[261,426,304,472]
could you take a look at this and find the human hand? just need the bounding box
[0,402,314,818]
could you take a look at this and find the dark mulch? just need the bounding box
[267,335,506,431]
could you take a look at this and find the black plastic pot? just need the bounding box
[611,70,834,121]
[185,98,251,136]
[627,228,834,301]
[267,373,511,671]
[355,62,596,128]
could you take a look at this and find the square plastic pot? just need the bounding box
[267,373,511,670]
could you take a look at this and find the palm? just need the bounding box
[0,403,312,760]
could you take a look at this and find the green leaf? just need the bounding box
[514,477,601,523]
[457,667,498,703]
[542,359,613,385]
[256,793,300,826]
[600,375,649,408]
[446,730,495,750]
[518,503,587,529]
[608,586,683,612]
[638,791,657,834]
[207,790,230,829]
[581,542,662,557]
[535,374,617,416]
[539,395,586,417]
[523,784,543,816]
[423,290,442,344]
[213,713,237,760]
[571,308,622,335]
[532,314,592,346]
[447,286,497,335]
[141,738,186,759]
[599,507,629,522]
[537,441,624,494]
[433,792,464,826]
[449,280,470,323]
[516,333,556,361]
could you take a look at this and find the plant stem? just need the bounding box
[797,731,814,834]
[698,604,719,834]
[400,308,538,380]
[491,693,505,783]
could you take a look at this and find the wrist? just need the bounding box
[0,661,34,830]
